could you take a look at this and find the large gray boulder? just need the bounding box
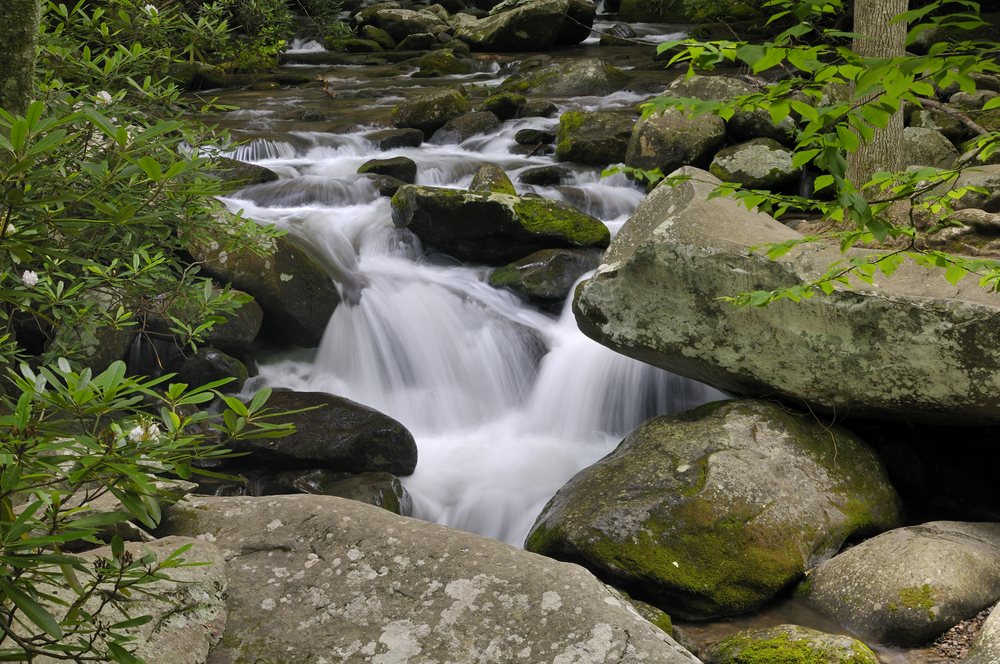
[904,126,959,168]
[625,108,726,177]
[502,58,628,97]
[703,625,878,664]
[556,111,635,166]
[800,521,1000,645]
[525,399,901,620]
[372,8,445,41]
[573,166,1000,425]
[708,138,800,190]
[391,184,610,264]
[391,89,470,135]
[454,0,572,51]
[159,495,702,664]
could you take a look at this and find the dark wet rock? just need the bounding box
[455,0,572,51]
[599,22,637,46]
[360,24,397,49]
[50,294,136,375]
[205,158,279,192]
[478,92,527,120]
[374,8,445,40]
[518,165,569,186]
[625,107,726,178]
[555,0,597,46]
[343,38,383,52]
[437,0,468,12]
[358,156,418,183]
[227,390,418,475]
[555,111,634,166]
[470,164,517,195]
[708,138,800,190]
[518,100,559,118]
[299,109,328,122]
[391,89,471,135]
[396,32,437,50]
[525,399,902,620]
[364,127,425,150]
[801,522,1000,646]
[361,173,407,197]
[489,248,601,301]
[391,184,610,264]
[277,469,413,516]
[167,347,249,392]
[159,495,702,664]
[418,50,471,74]
[145,288,263,355]
[430,111,500,143]
[502,58,627,97]
[166,62,228,91]
[727,107,798,147]
[514,128,557,145]
[703,625,878,664]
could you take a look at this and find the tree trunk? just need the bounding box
[845,0,909,195]
[0,0,41,120]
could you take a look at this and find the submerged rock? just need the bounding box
[489,248,601,302]
[159,495,702,664]
[518,164,569,186]
[573,166,1000,425]
[703,625,879,664]
[555,111,635,166]
[391,184,610,264]
[391,89,470,135]
[226,390,418,475]
[525,399,901,620]
[800,521,1000,645]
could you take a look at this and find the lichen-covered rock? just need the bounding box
[502,58,627,97]
[391,89,470,135]
[430,110,500,144]
[357,156,418,183]
[392,184,610,264]
[904,127,959,168]
[470,164,516,195]
[190,211,339,348]
[708,138,800,190]
[625,108,725,176]
[555,111,634,166]
[927,163,1000,212]
[573,166,1000,425]
[489,248,601,302]
[478,92,527,120]
[668,74,753,101]
[454,0,571,51]
[525,399,901,620]
[351,1,400,28]
[418,50,472,74]
[373,8,445,41]
[167,347,249,392]
[800,522,1000,645]
[364,126,425,149]
[159,495,701,664]
[226,390,418,475]
[703,625,879,664]
[277,469,413,516]
[966,603,1000,664]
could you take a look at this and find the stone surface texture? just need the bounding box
[556,111,635,166]
[454,0,571,51]
[708,138,800,190]
[625,108,726,176]
[159,494,702,664]
[702,624,878,664]
[966,603,1000,664]
[503,58,628,97]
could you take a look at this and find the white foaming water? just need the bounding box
[231,115,724,547]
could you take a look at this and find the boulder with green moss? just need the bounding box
[709,138,800,191]
[418,50,472,75]
[555,111,635,166]
[454,0,572,51]
[489,248,600,302]
[478,92,527,120]
[360,24,397,49]
[525,399,902,620]
[358,156,418,183]
[373,8,445,40]
[364,127,425,149]
[502,58,627,97]
[430,111,500,144]
[703,625,879,664]
[625,107,725,177]
[470,164,516,195]
[391,184,610,264]
[391,89,470,135]
[800,521,1000,645]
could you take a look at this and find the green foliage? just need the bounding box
[0,360,293,662]
[292,0,353,49]
[648,0,1000,307]
[219,0,293,73]
[682,0,768,22]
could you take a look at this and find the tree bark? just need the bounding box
[0,0,41,120]
[845,0,909,195]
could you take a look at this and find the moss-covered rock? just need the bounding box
[478,92,527,120]
[373,8,445,41]
[709,138,800,191]
[502,58,627,97]
[518,100,559,118]
[357,156,418,183]
[703,625,879,664]
[205,157,279,193]
[470,164,516,195]
[430,110,500,144]
[391,184,610,264]
[342,38,383,52]
[391,89,470,135]
[454,0,571,51]
[489,248,600,302]
[518,165,568,186]
[360,24,397,49]
[800,521,1000,646]
[396,32,437,50]
[418,50,472,75]
[625,107,725,177]
[167,347,249,392]
[909,108,968,144]
[351,1,400,28]
[555,111,634,167]
[525,399,902,620]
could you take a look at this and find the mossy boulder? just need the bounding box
[518,100,559,118]
[489,248,600,302]
[167,347,249,392]
[703,625,879,664]
[206,157,279,192]
[470,164,516,195]
[800,521,1000,646]
[555,111,635,166]
[524,399,902,620]
[396,32,437,50]
[342,38,383,52]
[418,50,472,75]
[430,110,500,144]
[625,107,726,177]
[357,156,418,183]
[364,127,425,150]
[351,1,400,28]
[373,8,445,41]
[515,128,557,145]
[276,469,413,516]
[391,184,610,264]
[909,108,968,144]
[709,138,800,191]
[391,89,470,135]
[478,92,527,120]
[903,127,959,169]
[502,58,627,97]
[454,0,571,51]
[227,390,418,475]
[360,24,397,49]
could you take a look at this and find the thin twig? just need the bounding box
[914,97,989,136]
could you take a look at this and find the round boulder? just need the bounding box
[525,399,902,620]
[357,156,418,183]
[625,107,726,176]
[502,58,628,97]
[489,248,600,302]
[555,111,635,166]
[708,138,801,190]
[800,521,1000,645]
[703,625,878,664]
[167,347,248,392]
[904,127,959,169]
[373,8,445,41]
[391,89,471,135]
[364,127,424,150]
[470,164,516,195]
[478,92,527,120]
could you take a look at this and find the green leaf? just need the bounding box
[983,96,1000,111]
[139,156,163,182]
[0,578,63,639]
[945,263,966,285]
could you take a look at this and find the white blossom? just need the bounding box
[95,90,113,106]
[143,4,158,16]
[21,271,38,289]
[4,224,15,236]
[129,425,145,442]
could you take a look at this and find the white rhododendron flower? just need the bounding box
[143,4,157,15]
[129,425,145,442]
[95,90,113,106]
[21,271,38,288]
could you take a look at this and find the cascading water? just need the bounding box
[223,88,724,548]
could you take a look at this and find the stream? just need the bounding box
[200,23,946,664]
